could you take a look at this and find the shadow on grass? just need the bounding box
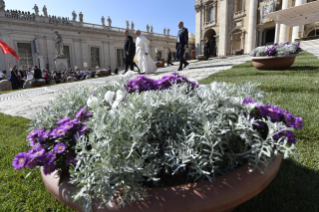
[235,159,319,212]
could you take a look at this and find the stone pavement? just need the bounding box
[0,55,251,119]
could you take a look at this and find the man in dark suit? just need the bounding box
[176,22,189,71]
[204,37,211,60]
[167,48,174,66]
[9,65,19,90]
[33,66,42,79]
[124,30,134,74]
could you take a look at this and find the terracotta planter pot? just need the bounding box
[97,72,109,77]
[31,81,46,88]
[41,155,282,212]
[234,50,244,55]
[252,54,299,70]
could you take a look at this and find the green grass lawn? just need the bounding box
[200,51,319,212]
[1,51,319,211]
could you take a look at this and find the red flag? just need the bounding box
[0,40,20,61]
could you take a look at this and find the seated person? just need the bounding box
[33,66,42,80]
[107,66,112,75]
[53,74,60,83]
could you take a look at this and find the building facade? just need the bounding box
[0,1,191,78]
[195,0,319,56]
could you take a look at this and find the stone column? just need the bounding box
[195,5,202,56]
[258,28,263,46]
[241,31,245,49]
[275,22,281,43]
[218,0,228,56]
[279,0,289,43]
[247,0,258,52]
[292,0,305,41]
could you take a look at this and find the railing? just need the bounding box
[5,11,35,21]
[2,11,176,40]
[82,22,104,29]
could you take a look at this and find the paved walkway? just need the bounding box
[0,55,251,119]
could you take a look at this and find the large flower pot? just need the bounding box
[31,81,46,88]
[198,57,206,61]
[96,72,109,77]
[252,54,299,70]
[41,155,282,212]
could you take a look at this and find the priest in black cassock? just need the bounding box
[204,37,211,60]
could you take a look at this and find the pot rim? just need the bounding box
[41,155,283,212]
[251,54,299,60]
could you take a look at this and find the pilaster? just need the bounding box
[218,0,228,56]
[247,0,258,52]
[279,0,289,43]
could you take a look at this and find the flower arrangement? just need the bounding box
[12,108,91,177]
[233,48,244,53]
[250,42,302,57]
[126,72,198,93]
[196,54,205,59]
[13,72,303,212]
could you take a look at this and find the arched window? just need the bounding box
[209,7,214,22]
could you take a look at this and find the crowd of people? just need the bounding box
[0,66,116,90]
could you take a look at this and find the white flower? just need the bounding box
[210,82,219,91]
[87,96,99,108]
[111,90,126,109]
[115,90,125,102]
[104,91,115,105]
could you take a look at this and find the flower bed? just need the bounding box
[233,48,244,55]
[13,71,303,212]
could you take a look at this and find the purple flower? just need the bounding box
[38,131,50,143]
[54,143,67,154]
[285,115,295,128]
[50,127,66,139]
[29,138,36,147]
[242,98,256,106]
[29,146,45,159]
[12,152,29,170]
[61,122,74,132]
[265,46,277,56]
[80,125,89,133]
[256,105,268,117]
[43,163,56,175]
[294,117,304,130]
[26,159,38,169]
[27,129,40,140]
[265,105,280,121]
[70,118,81,125]
[39,152,56,166]
[57,117,70,125]
[76,108,86,119]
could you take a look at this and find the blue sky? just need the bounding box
[6,0,195,35]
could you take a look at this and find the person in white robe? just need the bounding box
[134,29,157,74]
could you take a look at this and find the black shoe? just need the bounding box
[177,68,183,71]
[184,62,189,69]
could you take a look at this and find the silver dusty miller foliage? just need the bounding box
[30,79,298,212]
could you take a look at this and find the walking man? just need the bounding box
[176,21,189,71]
[124,30,134,74]
[167,48,174,66]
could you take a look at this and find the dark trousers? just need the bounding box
[167,59,174,66]
[124,56,134,74]
[133,62,141,73]
[205,50,210,60]
[176,44,187,69]
[11,80,18,90]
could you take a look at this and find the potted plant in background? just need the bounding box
[96,69,110,77]
[250,42,302,70]
[233,48,244,55]
[196,54,206,61]
[13,72,303,212]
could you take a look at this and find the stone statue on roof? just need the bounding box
[32,4,39,16]
[43,5,48,17]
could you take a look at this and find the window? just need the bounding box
[64,46,71,68]
[209,7,215,22]
[157,51,162,59]
[91,47,100,68]
[117,49,124,68]
[17,43,33,67]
